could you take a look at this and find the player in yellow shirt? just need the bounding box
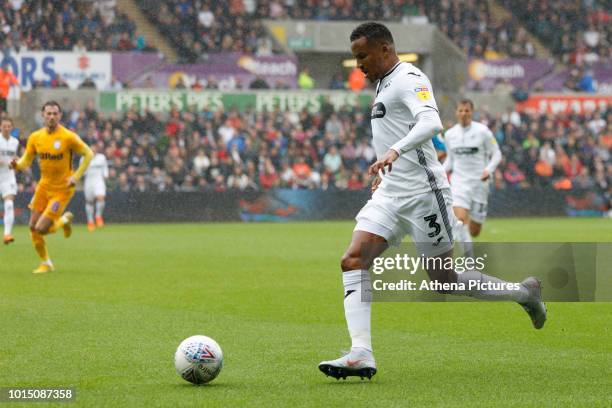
[10,101,93,273]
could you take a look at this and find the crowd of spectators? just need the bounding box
[502,0,610,65]
[1,0,607,71]
[0,0,150,53]
[140,0,535,62]
[11,101,610,207]
[259,0,534,59]
[16,100,375,193]
[562,65,599,93]
[138,0,278,62]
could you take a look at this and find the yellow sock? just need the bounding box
[30,231,50,262]
[48,217,66,234]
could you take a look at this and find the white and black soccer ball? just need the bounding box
[174,335,223,384]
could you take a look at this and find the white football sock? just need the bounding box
[86,203,95,223]
[452,221,473,257]
[454,270,529,302]
[343,270,372,352]
[95,200,105,218]
[461,223,473,257]
[4,199,14,235]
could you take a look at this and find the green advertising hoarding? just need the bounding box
[99,90,373,114]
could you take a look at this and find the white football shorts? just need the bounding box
[451,181,488,224]
[0,175,17,198]
[84,179,106,201]
[355,188,456,257]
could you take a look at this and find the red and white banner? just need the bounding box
[516,94,611,114]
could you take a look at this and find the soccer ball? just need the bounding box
[174,335,223,384]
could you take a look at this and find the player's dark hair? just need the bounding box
[41,100,62,113]
[458,98,474,109]
[350,22,394,45]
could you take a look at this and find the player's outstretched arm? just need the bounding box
[10,151,35,172]
[389,110,443,156]
[11,132,36,171]
[368,110,443,176]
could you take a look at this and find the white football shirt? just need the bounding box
[0,135,18,181]
[370,62,449,197]
[443,121,501,185]
[84,153,109,184]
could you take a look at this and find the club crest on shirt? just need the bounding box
[53,140,61,150]
[371,102,386,119]
[415,86,430,101]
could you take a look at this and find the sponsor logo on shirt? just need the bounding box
[53,140,61,150]
[454,147,480,155]
[0,149,16,156]
[415,86,431,101]
[40,152,64,160]
[371,102,386,119]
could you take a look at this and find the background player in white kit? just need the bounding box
[0,117,18,244]
[83,144,108,231]
[318,22,547,381]
[443,100,501,255]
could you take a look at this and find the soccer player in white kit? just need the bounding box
[83,144,108,231]
[318,23,547,381]
[443,100,501,254]
[0,117,18,244]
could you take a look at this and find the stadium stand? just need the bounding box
[14,104,611,198]
[138,0,534,61]
[501,0,611,64]
[136,0,277,62]
[0,0,149,52]
[2,2,609,200]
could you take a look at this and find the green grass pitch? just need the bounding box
[1,218,611,407]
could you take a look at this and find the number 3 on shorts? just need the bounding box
[423,214,441,238]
